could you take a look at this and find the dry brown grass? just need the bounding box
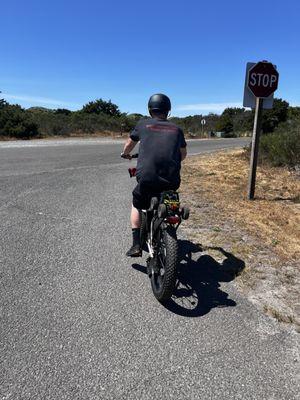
[65,130,129,139]
[180,149,300,330]
[181,149,300,261]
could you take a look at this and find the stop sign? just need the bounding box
[247,61,279,98]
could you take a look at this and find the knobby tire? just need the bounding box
[151,225,178,302]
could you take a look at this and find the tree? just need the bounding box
[82,99,121,117]
[127,113,145,122]
[54,108,71,115]
[0,101,39,139]
[215,107,244,134]
[215,113,233,133]
[222,107,245,118]
[232,110,253,133]
[215,107,256,136]
[0,98,8,109]
[27,107,53,113]
[262,98,289,133]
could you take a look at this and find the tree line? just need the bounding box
[1,96,299,166]
[0,98,135,139]
[171,98,297,136]
[0,96,298,139]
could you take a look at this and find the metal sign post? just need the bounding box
[248,97,263,199]
[244,61,279,200]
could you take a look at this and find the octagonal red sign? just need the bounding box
[247,62,279,98]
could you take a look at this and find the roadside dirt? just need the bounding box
[180,149,300,331]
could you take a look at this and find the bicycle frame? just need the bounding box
[142,208,181,259]
[122,152,189,302]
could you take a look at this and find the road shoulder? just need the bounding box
[180,149,300,332]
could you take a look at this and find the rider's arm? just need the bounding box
[122,120,141,156]
[180,147,187,161]
[179,129,187,161]
[122,138,137,156]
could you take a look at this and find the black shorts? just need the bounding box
[132,180,179,210]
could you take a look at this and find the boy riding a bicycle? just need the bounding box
[121,93,187,257]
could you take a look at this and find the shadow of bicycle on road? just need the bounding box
[132,239,245,318]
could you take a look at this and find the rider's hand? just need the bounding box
[121,152,132,160]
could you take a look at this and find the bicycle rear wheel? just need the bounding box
[140,211,147,249]
[151,225,178,302]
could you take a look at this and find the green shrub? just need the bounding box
[29,111,134,136]
[262,98,289,133]
[259,119,300,167]
[0,104,39,139]
[31,113,72,136]
[81,99,121,117]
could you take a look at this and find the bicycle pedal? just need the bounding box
[131,251,142,258]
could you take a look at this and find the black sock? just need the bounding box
[132,228,141,246]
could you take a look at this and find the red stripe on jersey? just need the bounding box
[146,124,178,133]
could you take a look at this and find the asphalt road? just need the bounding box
[0,138,299,400]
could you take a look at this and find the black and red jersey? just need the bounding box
[130,118,186,188]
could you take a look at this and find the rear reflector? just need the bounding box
[166,216,180,224]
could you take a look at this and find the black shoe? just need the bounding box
[126,244,142,257]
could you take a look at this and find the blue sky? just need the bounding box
[1,0,299,116]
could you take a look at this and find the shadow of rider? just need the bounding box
[132,240,245,317]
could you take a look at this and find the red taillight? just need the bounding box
[166,216,180,224]
[128,168,136,178]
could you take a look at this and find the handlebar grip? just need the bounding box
[121,153,138,159]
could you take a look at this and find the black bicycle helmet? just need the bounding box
[148,93,171,114]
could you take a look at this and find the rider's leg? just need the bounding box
[130,205,141,249]
[126,183,146,257]
[131,205,141,228]
[126,205,142,257]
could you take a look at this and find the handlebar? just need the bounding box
[120,153,138,160]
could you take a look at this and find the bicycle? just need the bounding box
[122,153,190,302]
